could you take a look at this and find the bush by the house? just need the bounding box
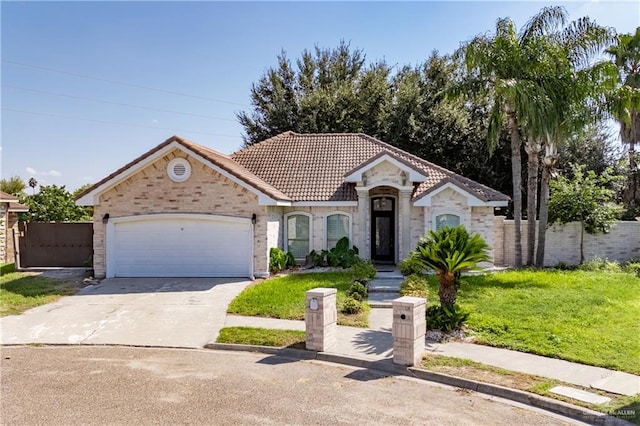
[351,259,376,283]
[346,281,368,301]
[309,249,327,266]
[309,237,362,269]
[269,247,296,274]
[326,237,359,268]
[426,304,470,332]
[341,297,363,314]
[399,274,428,299]
[397,257,425,277]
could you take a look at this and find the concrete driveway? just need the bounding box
[0,277,252,347]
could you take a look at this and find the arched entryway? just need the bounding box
[370,186,398,262]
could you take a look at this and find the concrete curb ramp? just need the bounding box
[205,342,633,426]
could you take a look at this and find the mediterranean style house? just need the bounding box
[76,132,509,279]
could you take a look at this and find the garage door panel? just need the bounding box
[111,216,252,278]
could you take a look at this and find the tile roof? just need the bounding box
[0,191,28,211]
[231,132,510,203]
[75,136,291,202]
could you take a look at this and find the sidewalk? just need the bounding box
[223,312,640,397]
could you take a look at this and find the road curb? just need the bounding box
[205,342,632,426]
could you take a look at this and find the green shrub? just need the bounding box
[579,257,621,273]
[326,237,359,268]
[269,247,295,274]
[553,261,577,271]
[399,274,428,299]
[347,281,368,301]
[341,297,363,314]
[623,261,640,277]
[426,304,469,332]
[398,257,425,276]
[351,260,376,283]
[309,250,327,267]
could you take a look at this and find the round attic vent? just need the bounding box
[167,158,191,182]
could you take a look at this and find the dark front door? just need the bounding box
[371,197,395,262]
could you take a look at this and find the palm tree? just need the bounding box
[533,18,615,266]
[28,177,38,195]
[411,226,489,308]
[606,28,640,209]
[458,7,566,266]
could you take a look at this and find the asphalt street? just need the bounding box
[1,346,583,425]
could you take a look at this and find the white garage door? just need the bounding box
[109,215,252,278]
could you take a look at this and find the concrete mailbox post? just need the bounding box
[305,288,337,352]
[392,296,426,366]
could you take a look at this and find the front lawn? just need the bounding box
[227,271,369,327]
[0,271,81,316]
[440,270,640,374]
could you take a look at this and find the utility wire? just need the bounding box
[2,84,237,121]
[2,107,239,138]
[2,60,250,107]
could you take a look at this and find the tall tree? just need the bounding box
[237,41,392,145]
[387,53,513,196]
[605,28,640,210]
[0,176,26,196]
[457,9,565,266]
[533,17,615,266]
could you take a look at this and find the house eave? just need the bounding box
[76,141,285,207]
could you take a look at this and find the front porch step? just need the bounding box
[368,279,402,292]
[374,270,404,280]
[367,291,400,308]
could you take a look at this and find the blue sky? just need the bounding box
[2,1,638,192]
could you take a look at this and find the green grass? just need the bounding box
[216,326,306,349]
[0,272,80,316]
[428,269,640,374]
[1,263,16,275]
[421,354,640,424]
[227,271,370,327]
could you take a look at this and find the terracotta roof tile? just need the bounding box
[232,132,510,202]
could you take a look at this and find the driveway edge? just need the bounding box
[205,342,631,426]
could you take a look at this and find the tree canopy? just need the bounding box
[21,185,92,222]
[0,176,26,196]
[548,166,622,263]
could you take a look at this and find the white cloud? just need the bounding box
[25,167,62,177]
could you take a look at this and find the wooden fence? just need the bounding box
[18,222,93,267]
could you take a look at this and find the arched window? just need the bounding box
[285,213,311,259]
[325,213,350,249]
[435,214,461,231]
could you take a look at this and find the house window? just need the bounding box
[286,213,310,259]
[326,213,350,249]
[435,214,461,230]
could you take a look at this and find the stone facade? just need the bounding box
[494,218,640,266]
[85,141,506,277]
[92,149,265,278]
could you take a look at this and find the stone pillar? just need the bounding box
[305,288,337,351]
[399,189,413,260]
[392,296,426,366]
[355,187,369,259]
